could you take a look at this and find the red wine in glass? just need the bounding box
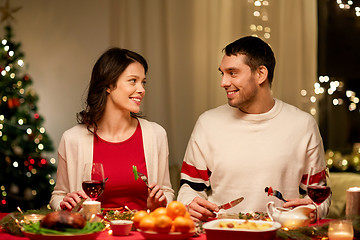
[82,163,105,201]
[82,180,105,201]
[307,185,331,205]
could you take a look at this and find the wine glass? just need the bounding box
[306,168,331,223]
[82,162,106,201]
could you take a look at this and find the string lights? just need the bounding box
[336,0,360,16]
[248,0,271,39]
[0,24,56,211]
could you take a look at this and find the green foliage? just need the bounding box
[0,25,56,212]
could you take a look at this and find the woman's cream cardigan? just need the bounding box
[50,118,175,210]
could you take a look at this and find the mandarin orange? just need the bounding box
[173,216,194,233]
[132,210,148,229]
[154,214,173,233]
[139,215,156,231]
[166,201,187,220]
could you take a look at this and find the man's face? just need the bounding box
[219,54,259,111]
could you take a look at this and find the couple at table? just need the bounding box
[50,36,330,223]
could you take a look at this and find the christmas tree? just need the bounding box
[0,1,56,212]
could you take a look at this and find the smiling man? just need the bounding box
[177,36,330,222]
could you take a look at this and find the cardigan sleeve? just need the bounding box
[139,119,175,204]
[50,134,70,210]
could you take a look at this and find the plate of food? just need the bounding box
[23,231,103,240]
[137,230,195,240]
[21,211,105,240]
[102,207,135,221]
[202,219,281,240]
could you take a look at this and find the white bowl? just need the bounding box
[203,219,281,240]
[110,220,133,236]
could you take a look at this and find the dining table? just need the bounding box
[0,212,339,240]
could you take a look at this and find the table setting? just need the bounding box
[1,166,359,240]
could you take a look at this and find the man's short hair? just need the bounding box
[223,36,276,85]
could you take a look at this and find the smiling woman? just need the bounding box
[49,48,174,212]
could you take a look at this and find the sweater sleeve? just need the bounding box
[300,120,331,218]
[177,118,211,205]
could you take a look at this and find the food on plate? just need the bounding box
[238,211,270,221]
[173,216,195,233]
[133,210,149,229]
[139,215,156,231]
[137,201,195,234]
[22,211,105,236]
[166,200,187,220]
[40,211,86,231]
[154,215,173,233]
[103,208,134,221]
[218,220,273,230]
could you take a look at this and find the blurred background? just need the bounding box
[0,0,359,217]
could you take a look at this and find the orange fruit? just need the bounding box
[184,211,191,219]
[132,210,148,229]
[152,207,167,218]
[154,215,173,233]
[139,215,156,231]
[173,216,194,233]
[166,201,187,220]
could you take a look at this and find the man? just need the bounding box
[177,36,330,222]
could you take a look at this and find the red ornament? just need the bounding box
[23,75,30,81]
[34,113,39,119]
[7,98,20,109]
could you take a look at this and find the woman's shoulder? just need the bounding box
[61,124,93,142]
[138,118,167,136]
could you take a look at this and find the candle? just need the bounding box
[328,231,354,240]
[23,214,45,224]
[346,187,360,218]
[328,220,354,240]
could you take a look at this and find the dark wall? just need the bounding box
[318,0,360,152]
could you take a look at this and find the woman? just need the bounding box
[50,48,174,211]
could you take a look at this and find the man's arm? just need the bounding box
[177,121,218,221]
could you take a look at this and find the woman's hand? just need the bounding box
[283,198,317,223]
[147,184,167,211]
[60,191,88,210]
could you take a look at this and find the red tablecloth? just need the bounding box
[0,212,338,240]
[0,213,206,240]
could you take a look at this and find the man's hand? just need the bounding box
[283,198,316,223]
[187,197,219,222]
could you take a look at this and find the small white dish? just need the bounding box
[110,220,133,236]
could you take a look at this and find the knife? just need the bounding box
[218,197,244,210]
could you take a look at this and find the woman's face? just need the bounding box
[106,61,146,114]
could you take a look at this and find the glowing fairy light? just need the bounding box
[2,39,7,45]
[50,158,56,164]
[17,59,24,67]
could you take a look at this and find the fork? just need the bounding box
[137,171,149,187]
